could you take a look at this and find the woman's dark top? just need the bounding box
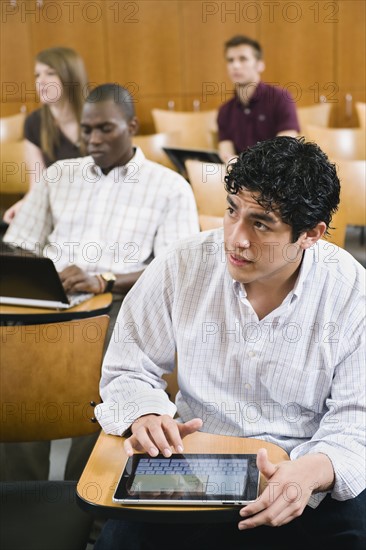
[24,109,82,167]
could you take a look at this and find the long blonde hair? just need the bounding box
[36,47,88,161]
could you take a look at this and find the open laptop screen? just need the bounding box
[162,146,223,176]
[0,254,92,309]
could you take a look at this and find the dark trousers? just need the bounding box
[0,433,99,482]
[94,489,366,550]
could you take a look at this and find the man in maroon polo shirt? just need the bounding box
[218,35,300,163]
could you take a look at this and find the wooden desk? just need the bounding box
[77,431,289,523]
[0,293,113,324]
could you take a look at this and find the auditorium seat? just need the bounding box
[185,159,226,230]
[152,109,218,150]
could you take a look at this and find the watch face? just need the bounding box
[101,272,116,292]
[102,272,116,282]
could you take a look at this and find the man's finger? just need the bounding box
[59,265,78,279]
[147,422,176,457]
[238,492,285,529]
[256,448,276,480]
[124,436,135,457]
[131,427,160,456]
[124,435,145,457]
[178,418,203,439]
[159,420,184,454]
[62,273,86,292]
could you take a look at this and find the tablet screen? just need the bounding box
[113,453,259,505]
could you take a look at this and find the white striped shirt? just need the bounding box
[96,229,366,506]
[4,148,199,273]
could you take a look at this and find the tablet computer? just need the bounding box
[113,453,259,506]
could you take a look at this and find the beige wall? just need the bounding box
[1,0,365,131]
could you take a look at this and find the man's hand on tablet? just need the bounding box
[124,414,203,458]
[238,450,335,530]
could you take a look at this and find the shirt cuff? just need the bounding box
[290,440,364,502]
[95,390,177,436]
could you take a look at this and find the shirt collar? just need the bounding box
[290,246,314,299]
[231,246,314,304]
[234,81,264,107]
[232,279,246,300]
[89,147,146,181]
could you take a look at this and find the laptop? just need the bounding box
[0,254,93,309]
[113,453,260,506]
[162,146,223,176]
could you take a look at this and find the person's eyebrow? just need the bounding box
[226,54,248,60]
[226,195,238,209]
[248,211,278,225]
[226,195,278,224]
[80,121,114,129]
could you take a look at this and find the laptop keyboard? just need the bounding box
[67,292,94,307]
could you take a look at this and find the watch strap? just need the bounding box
[100,272,116,293]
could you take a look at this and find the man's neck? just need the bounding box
[244,256,303,320]
[235,78,261,106]
[99,149,135,176]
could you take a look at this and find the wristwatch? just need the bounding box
[101,272,116,292]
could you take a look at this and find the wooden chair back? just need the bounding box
[185,160,227,231]
[335,159,366,227]
[198,215,224,231]
[323,159,365,249]
[185,160,227,215]
[133,132,181,169]
[0,315,109,442]
[323,194,347,249]
[152,109,218,149]
[0,112,26,143]
[355,102,366,129]
[304,125,365,160]
[297,103,332,136]
[0,140,29,194]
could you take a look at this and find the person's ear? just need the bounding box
[128,116,139,137]
[298,222,327,250]
[257,60,265,74]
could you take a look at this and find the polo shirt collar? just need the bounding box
[234,81,265,107]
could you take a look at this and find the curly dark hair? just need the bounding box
[224,137,340,242]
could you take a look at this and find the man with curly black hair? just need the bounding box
[95,137,365,550]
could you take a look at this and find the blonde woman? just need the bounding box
[3,47,88,223]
